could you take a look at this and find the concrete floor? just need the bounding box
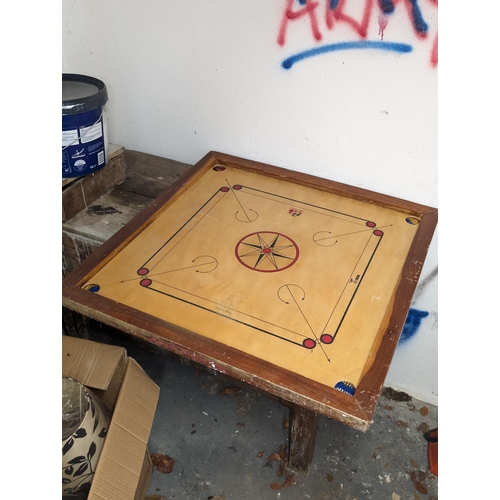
[88,326,438,500]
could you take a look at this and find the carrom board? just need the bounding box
[62,151,437,431]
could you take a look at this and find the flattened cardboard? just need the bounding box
[62,337,160,500]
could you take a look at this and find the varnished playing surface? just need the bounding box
[82,161,421,398]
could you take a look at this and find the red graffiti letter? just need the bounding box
[325,0,374,38]
[277,0,322,46]
[430,32,437,66]
[428,0,438,67]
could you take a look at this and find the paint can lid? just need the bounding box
[62,74,108,115]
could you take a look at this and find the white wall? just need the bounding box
[62,0,438,404]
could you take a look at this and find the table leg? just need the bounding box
[288,404,319,473]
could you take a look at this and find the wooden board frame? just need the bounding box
[62,151,437,432]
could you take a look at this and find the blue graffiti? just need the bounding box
[282,40,412,69]
[378,0,395,14]
[297,0,428,34]
[399,308,429,344]
[378,0,428,33]
[407,0,428,34]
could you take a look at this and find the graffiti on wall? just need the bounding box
[398,266,438,345]
[278,0,438,69]
[399,308,429,344]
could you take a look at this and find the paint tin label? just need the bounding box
[62,107,107,178]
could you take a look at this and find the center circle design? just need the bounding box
[235,231,299,273]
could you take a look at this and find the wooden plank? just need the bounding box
[62,189,155,276]
[122,150,192,199]
[63,190,154,244]
[62,177,77,188]
[62,182,86,224]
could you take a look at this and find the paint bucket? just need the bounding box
[62,74,109,178]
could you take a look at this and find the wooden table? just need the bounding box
[62,150,437,472]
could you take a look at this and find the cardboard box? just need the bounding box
[62,336,160,500]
